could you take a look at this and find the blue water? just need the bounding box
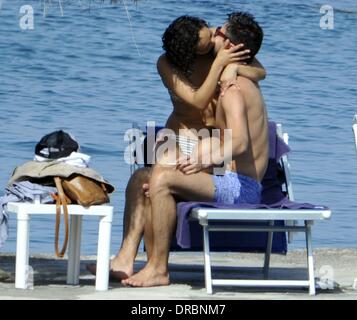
[0,0,356,255]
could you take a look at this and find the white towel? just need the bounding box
[34,151,91,168]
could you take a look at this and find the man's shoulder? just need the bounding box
[236,75,254,84]
[236,76,261,91]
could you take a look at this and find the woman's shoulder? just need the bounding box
[157,54,173,78]
[157,54,169,69]
[157,54,183,81]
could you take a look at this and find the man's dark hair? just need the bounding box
[225,12,263,63]
[162,15,208,78]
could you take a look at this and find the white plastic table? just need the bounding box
[6,202,113,291]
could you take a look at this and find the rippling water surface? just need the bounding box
[0,0,356,254]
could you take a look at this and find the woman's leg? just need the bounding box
[87,166,152,280]
[110,167,152,279]
[123,164,215,287]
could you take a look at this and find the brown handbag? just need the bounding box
[53,174,110,257]
[61,174,109,207]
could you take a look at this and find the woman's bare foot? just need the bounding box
[110,257,134,280]
[86,257,134,282]
[121,265,169,287]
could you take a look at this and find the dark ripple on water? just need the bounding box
[0,0,357,253]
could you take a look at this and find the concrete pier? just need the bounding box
[1,248,357,300]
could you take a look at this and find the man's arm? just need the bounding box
[209,87,249,163]
[176,87,248,174]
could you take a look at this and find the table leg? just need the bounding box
[15,210,30,289]
[95,211,113,291]
[67,215,82,285]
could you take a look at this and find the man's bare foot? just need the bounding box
[121,265,169,287]
[86,258,134,282]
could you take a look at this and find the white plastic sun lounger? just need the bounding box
[128,122,332,295]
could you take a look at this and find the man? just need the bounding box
[120,12,269,287]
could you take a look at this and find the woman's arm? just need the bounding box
[157,43,248,111]
[235,58,266,82]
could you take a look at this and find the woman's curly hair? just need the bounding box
[162,16,208,79]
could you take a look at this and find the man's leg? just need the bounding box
[122,165,215,287]
[87,166,152,280]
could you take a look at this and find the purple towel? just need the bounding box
[175,122,328,249]
[269,123,290,161]
[176,198,328,248]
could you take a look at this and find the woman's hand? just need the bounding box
[142,183,150,198]
[214,40,251,68]
[176,154,211,175]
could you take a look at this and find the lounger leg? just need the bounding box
[95,210,113,291]
[202,224,213,294]
[305,220,316,295]
[15,210,30,289]
[263,221,274,279]
[67,215,82,285]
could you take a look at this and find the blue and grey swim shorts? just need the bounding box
[211,171,262,204]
